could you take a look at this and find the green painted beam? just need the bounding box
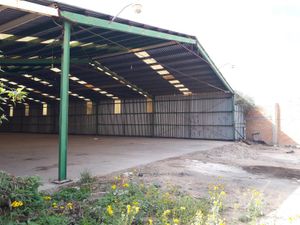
[58,21,71,181]
[0,58,89,66]
[60,11,196,44]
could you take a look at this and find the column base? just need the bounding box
[52,179,72,185]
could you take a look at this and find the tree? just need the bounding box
[0,82,27,125]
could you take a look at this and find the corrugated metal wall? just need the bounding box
[234,104,246,140]
[1,92,244,141]
[0,103,57,133]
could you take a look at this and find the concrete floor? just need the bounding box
[0,133,229,186]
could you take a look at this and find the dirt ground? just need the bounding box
[94,142,300,224]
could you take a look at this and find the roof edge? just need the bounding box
[59,10,197,45]
[195,39,234,94]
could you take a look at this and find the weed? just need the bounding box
[239,189,264,224]
[79,170,95,185]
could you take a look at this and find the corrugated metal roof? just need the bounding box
[0,0,233,105]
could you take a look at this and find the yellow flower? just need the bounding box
[123,183,129,188]
[43,196,51,201]
[66,202,73,209]
[218,219,226,225]
[133,206,140,214]
[127,205,131,214]
[111,184,117,190]
[220,191,226,196]
[255,199,262,205]
[148,218,153,225]
[11,200,23,208]
[163,209,171,217]
[133,201,139,206]
[60,206,65,209]
[180,206,186,210]
[114,176,121,181]
[252,189,261,196]
[107,205,114,216]
[52,202,58,208]
[173,218,180,224]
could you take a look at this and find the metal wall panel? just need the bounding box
[234,104,246,140]
[154,93,234,140]
[1,92,238,140]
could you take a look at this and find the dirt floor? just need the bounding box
[0,133,228,189]
[94,142,300,225]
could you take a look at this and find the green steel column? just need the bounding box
[58,21,71,181]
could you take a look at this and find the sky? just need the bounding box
[58,0,300,105]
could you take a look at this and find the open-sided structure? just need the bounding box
[0,0,243,181]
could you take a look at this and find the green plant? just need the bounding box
[248,189,264,224]
[0,171,48,223]
[28,215,69,225]
[0,171,232,225]
[204,184,227,225]
[0,82,27,125]
[52,186,91,202]
[239,189,264,224]
[94,179,210,225]
[79,169,95,185]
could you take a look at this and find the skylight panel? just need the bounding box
[0,33,13,40]
[143,58,157,64]
[41,39,55,44]
[80,42,93,47]
[150,64,164,70]
[85,84,94,88]
[16,36,38,42]
[162,75,175,80]
[183,92,192,96]
[157,70,169,75]
[179,88,189,92]
[70,76,79,81]
[134,51,150,58]
[169,80,180,84]
[50,67,61,73]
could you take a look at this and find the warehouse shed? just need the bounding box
[0,0,244,182]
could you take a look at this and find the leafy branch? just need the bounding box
[0,82,27,125]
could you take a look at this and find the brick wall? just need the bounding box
[246,102,299,146]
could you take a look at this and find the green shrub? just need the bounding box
[0,171,234,225]
[0,171,45,222]
[28,215,69,225]
[93,181,210,225]
[79,170,95,185]
[52,186,91,202]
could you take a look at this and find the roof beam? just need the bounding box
[0,13,41,33]
[94,41,177,60]
[0,0,59,17]
[0,58,89,66]
[60,11,196,44]
[90,60,152,98]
